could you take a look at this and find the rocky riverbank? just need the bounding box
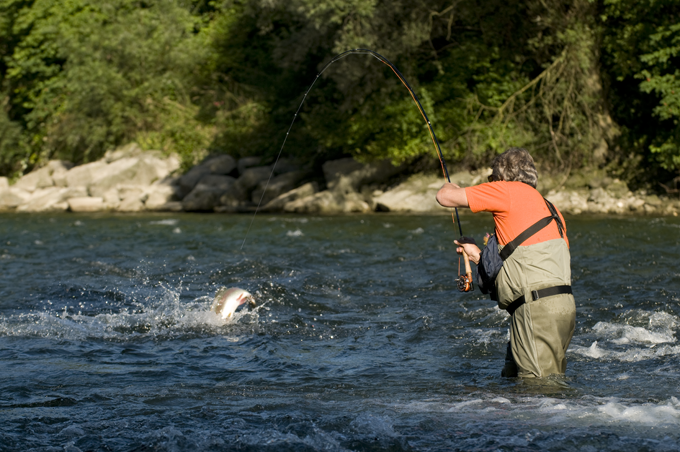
[1,144,679,215]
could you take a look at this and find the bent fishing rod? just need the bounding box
[241,48,474,292]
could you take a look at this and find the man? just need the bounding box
[436,147,576,378]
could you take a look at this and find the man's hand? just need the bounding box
[454,239,481,265]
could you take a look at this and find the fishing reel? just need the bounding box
[456,237,475,293]
[457,270,474,292]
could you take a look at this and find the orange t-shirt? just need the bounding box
[465,181,568,247]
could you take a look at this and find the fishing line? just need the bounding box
[240,48,463,250]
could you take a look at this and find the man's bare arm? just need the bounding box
[436,183,469,208]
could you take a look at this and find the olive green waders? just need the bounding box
[495,238,576,378]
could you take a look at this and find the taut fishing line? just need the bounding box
[240,48,472,291]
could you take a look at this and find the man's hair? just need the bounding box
[491,147,538,188]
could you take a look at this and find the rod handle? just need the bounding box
[462,250,472,278]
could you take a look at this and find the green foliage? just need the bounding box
[639,23,680,170]
[601,0,680,180]
[0,0,678,184]
[1,0,212,169]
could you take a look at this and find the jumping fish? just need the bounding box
[211,287,256,319]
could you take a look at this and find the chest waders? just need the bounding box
[481,198,576,378]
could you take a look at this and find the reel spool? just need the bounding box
[457,270,474,292]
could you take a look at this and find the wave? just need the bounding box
[398,395,680,427]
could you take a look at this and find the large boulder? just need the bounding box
[236,166,271,192]
[251,171,305,205]
[49,160,74,187]
[0,177,8,192]
[116,185,145,212]
[178,165,211,195]
[13,161,73,193]
[88,153,179,198]
[14,166,53,192]
[16,186,87,213]
[68,197,104,212]
[102,188,121,210]
[322,158,403,191]
[16,188,68,212]
[0,188,31,210]
[262,182,318,212]
[178,154,236,196]
[204,154,236,175]
[373,174,446,212]
[283,191,338,214]
[272,157,301,175]
[283,189,370,214]
[144,183,181,211]
[545,190,589,215]
[183,175,237,211]
[237,156,262,175]
[65,160,110,188]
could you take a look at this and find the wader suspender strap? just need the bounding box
[500,197,570,315]
[499,198,564,261]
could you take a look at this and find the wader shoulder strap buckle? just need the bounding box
[506,285,572,316]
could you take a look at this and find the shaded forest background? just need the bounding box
[0,0,678,190]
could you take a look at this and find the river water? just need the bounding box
[1,212,679,451]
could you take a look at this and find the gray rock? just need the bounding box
[68,197,104,212]
[144,184,180,210]
[262,182,318,212]
[18,185,89,212]
[588,187,608,204]
[204,154,236,175]
[102,188,121,210]
[323,158,403,191]
[644,194,663,207]
[236,166,271,192]
[0,177,8,192]
[88,154,178,198]
[218,185,248,210]
[48,160,74,187]
[608,179,630,198]
[178,165,211,195]
[183,175,237,211]
[14,166,53,192]
[237,156,262,175]
[118,196,145,212]
[16,188,66,212]
[196,174,237,191]
[117,185,145,203]
[104,143,143,162]
[546,190,589,215]
[283,190,338,214]
[251,171,305,205]
[373,174,446,212]
[65,161,109,188]
[272,157,301,175]
[0,188,31,210]
[282,189,370,214]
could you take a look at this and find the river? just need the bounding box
[1,212,679,451]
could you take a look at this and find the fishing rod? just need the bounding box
[241,48,473,292]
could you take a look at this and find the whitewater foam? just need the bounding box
[0,286,260,341]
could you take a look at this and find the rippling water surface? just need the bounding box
[1,212,680,451]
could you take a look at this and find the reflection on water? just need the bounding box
[0,212,679,451]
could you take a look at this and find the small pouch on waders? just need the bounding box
[476,198,565,302]
[477,233,502,301]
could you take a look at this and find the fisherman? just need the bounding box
[436,147,576,378]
